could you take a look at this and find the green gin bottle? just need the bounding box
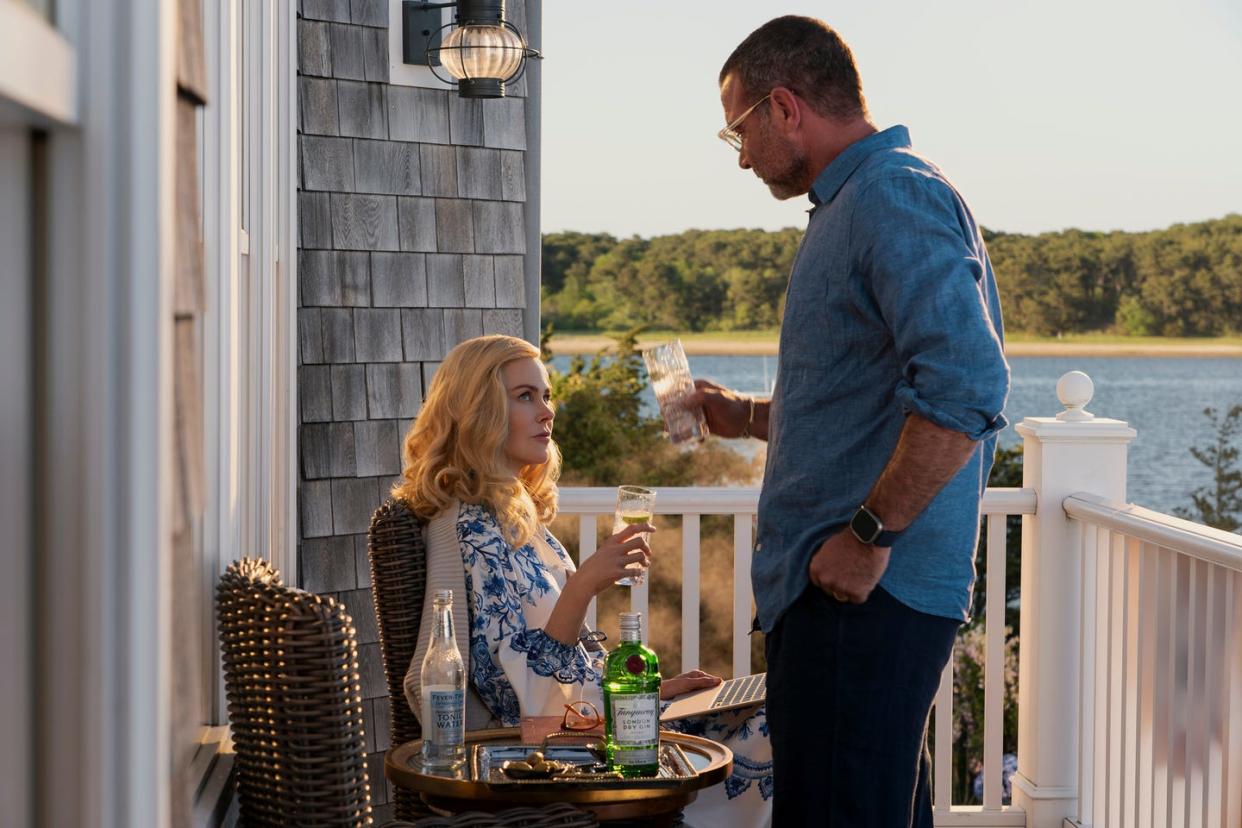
[602,612,661,776]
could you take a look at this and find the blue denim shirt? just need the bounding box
[753,125,1009,631]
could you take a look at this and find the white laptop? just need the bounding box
[660,672,767,722]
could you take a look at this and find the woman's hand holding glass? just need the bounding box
[572,522,654,596]
[613,485,657,586]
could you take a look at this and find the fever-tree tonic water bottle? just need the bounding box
[603,612,662,776]
[420,589,465,770]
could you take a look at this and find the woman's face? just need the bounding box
[500,357,554,475]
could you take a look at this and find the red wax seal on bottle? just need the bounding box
[625,654,645,675]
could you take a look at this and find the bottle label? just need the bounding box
[426,688,464,745]
[609,692,659,761]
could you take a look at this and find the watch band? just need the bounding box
[850,504,903,548]
[870,527,903,547]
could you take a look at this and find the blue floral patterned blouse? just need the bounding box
[456,501,774,826]
[457,501,606,721]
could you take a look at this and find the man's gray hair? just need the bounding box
[720,16,867,121]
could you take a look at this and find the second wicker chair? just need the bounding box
[366,501,600,828]
[368,499,432,821]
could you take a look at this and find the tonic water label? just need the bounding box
[425,687,464,745]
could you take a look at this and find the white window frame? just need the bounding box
[25,0,175,825]
[0,0,77,125]
[6,0,296,822]
[202,0,298,726]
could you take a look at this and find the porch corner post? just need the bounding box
[1012,371,1135,828]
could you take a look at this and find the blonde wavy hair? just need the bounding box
[392,334,560,548]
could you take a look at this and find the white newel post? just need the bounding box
[1012,372,1135,828]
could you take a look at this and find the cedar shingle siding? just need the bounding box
[296,0,534,808]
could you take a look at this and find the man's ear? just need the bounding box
[769,86,801,132]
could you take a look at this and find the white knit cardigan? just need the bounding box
[402,500,497,731]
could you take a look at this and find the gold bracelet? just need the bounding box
[740,396,756,438]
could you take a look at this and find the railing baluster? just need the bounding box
[933,657,953,813]
[1203,564,1223,828]
[681,514,700,672]
[1169,553,1191,828]
[1112,528,1132,824]
[1151,546,1174,826]
[731,513,752,679]
[1186,559,1206,825]
[1136,542,1159,828]
[579,514,597,631]
[1093,526,1111,828]
[1225,570,1242,827]
[631,563,650,643]
[1078,519,1098,824]
[983,514,1005,811]
[1123,536,1141,827]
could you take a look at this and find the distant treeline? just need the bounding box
[542,215,1242,336]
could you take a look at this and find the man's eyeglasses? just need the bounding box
[717,93,771,152]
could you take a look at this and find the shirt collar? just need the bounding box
[808,125,912,208]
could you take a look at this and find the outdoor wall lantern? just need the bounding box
[402,0,540,98]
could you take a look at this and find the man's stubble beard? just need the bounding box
[766,164,809,200]
[757,128,812,200]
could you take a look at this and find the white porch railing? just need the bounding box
[557,370,1242,827]
[1065,495,1242,828]
[557,485,1036,825]
[558,486,760,678]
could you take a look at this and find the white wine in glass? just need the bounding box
[613,486,656,587]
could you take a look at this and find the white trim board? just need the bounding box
[386,0,455,89]
[0,0,77,124]
[0,127,33,828]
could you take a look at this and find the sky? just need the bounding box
[540,0,1242,238]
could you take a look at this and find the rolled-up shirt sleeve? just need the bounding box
[850,175,1009,440]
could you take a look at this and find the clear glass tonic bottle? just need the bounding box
[420,589,465,770]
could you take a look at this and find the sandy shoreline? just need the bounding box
[546,335,1242,358]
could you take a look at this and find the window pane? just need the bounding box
[239,7,249,232]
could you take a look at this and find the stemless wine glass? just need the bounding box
[613,485,656,587]
[642,339,707,444]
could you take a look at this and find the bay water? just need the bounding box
[551,354,1242,516]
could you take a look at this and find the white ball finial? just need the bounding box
[1056,371,1095,422]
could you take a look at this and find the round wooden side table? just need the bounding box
[385,728,732,825]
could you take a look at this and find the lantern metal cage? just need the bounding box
[405,0,541,99]
[426,17,540,98]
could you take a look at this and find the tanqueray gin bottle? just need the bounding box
[602,611,662,776]
[420,589,465,770]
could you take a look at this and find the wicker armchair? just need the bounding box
[367,499,431,821]
[216,557,373,827]
[366,503,601,828]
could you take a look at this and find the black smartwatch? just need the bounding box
[849,505,903,547]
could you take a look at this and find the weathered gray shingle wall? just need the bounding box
[296,0,534,807]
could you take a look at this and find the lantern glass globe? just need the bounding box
[440,24,524,81]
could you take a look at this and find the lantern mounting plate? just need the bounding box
[401,1,447,66]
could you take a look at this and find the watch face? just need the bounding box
[850,507,881,543]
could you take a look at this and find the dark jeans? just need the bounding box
[766,584,960,827]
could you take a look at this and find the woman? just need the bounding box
[396,335,771,828]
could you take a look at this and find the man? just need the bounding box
[690,16,1010,827]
